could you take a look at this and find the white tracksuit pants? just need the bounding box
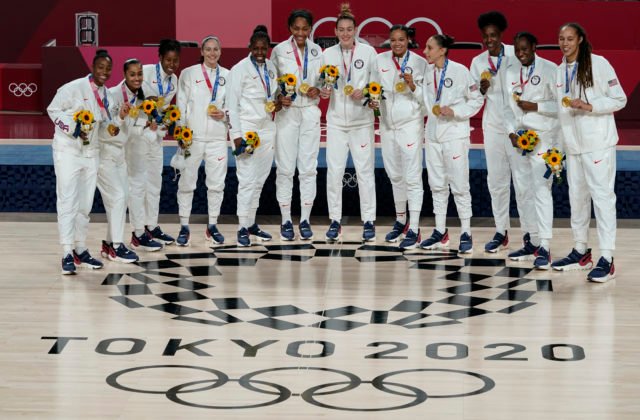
[235,130,275,220]
[97,159,128,244]
[326,125,376,222]
[275,106,321,213]
[53,150,99,247]
[126,134,163,231]
[177,140,228,225]
[380,119,424,212]
[425,138,472,221]
[566,146,616,253]
[484,129,530,234]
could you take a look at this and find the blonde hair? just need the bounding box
[337,3,356,25]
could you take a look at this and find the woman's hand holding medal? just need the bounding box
[119,103,131,120]
[402,73,416,92]
[516,100,538,112]
[350,88,364,100]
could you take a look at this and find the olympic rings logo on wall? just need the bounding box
[8,82,38,97]
[311,17,443,43]
[106,365,495,411]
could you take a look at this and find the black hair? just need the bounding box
[93,49,112,65]
[560,22,593,88]
[288,9,313,28]
[390,24,410,38]
[123,58,141,73]
[336,3,356,27]
[514,32,538,46]
[158,39,181,57]
[431,34,455,56]
[250,25,271,47]
[477,11,508,32]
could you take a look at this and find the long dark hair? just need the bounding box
[561,22,593,89]
[431,34,455,57]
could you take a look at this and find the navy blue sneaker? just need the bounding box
[280,221,295,241]
[237,227,251,247]
[459,232,473,254]
[176,225,190,247]
[146,225,175,245]
[248,223,272,242]
[299,220,314,240]
[73,249,103,269]
[131,231,163,252]
[551,248,593,272]
[61,253,76,275]
[420,229,450,250]
[485,231,509,253]
[399,229,420,250]
[385,221,407,243]
[508,233,538,261]
[587,257,616,283]
[325,220,341,241]
[205,224,224,245]
[533,247,551,270]
[101,240,138,263]
[362,221,376,242]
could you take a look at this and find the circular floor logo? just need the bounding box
[102,241,553,331]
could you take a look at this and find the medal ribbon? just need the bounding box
[201,64,220,103]
[155,63,173,101]
[88,75,111,121]
[393,51,410,77]
[487,45,504,75]
[433,58,449,104]
[518,59,536,94]
[565,61,578,95]
[121,83,137,105]
[251,57,272,100]
[340,42,357,83]
[290,38,308,80]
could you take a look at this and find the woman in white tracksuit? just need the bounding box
[272,9,323,241]
[551,23,626,283]
[175,36,229,247]
[47,49,120,274]
[420,35,483,253]
[127,39,181,250]
[502,32,560,270]
[97,59,146,264]
[373,24,427,250]
[320,4,378,242]
[227,25,280,247]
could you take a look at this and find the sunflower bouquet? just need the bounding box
[233,131,261,156]
[319,65,339,89]
[174,126,193,158]
[515,129,540,156]
[363,82,386,117]
[278,73,297,101]
[542,148,566,184]
[141,99,163,124]
[162,104,181,135]
[72,110,95,145]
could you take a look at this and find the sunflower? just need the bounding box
[73,111,82,121]
[81,111,93,124]
[181,128,192,141]
[173,126,183,137]
[246,131,256,141]
[548,152,561,164]
[142,100,155,114]
[327,66,338,77]
[518,137,530,149]
[319,65,326,74]
[368,82,381,95]
[169,109,180,122]
[286,74,296,86]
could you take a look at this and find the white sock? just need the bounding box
[601,250,613,261]
[180,217,189,226]
[409,210,420,232]
[540,239,550,250]
[75,245,87,254]
[395,201,407,224]
[575,242,588,254]
[63,245,73,256]
[239,217,250,229]
[530,233,541,247]
[280,204,291,225]
[460,218,471,235]
[301,205,312,224]
[209,216,218,225]
[134,229,145,237]
[435,214,446,234]
[113,242,121,248]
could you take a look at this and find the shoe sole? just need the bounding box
[458,248,473,254]
[485,245,507,253]
[534,263,551,270]
[76,262,103,270]
[385,236,401,243]
[362,236,376,242]
[176,241,191,247]
[509,254,536,262]
[61,269,76,275]
[155,239,175,245]
[237,242,252,247]
[588,273,616,283]
[300,235,314,240]
[552,262,594,271]
[421,240,450,251]
[280,235,295,241]
[400,243,418,250]
[108,256,139,264]
[325,235,342,242]
[252,236,272,242]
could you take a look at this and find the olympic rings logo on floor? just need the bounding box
[343,173,358,188]
[106,365,495,411]
[8,82,38,97]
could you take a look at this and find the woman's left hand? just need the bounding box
[439,106,455,117]
[517,100,538,112]
[351,88,364,100]
[570,98,593,112]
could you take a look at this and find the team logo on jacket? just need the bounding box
[354,59,364,69]
[444,78,453,88]
[219,77,226,86]
[404,66,413,74]
[531,75,541,85]
[310,48,319,57]
[269,70,275,79]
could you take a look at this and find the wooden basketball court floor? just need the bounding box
[1,215,639,419]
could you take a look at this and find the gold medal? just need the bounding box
[343,85,354,96]
[128,106,139,119]
[299,83,310,95]
[264,101,276,113]
[395,81,406,93]
[480,71,492,81]
[562,96,572,108]
[432,104,441,116]
[107,124,118,137]
[156,97,165,108]
[512,93,521,102]
[208,104,218,114]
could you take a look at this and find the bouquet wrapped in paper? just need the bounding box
[278,73,297,101]
[72,110,95,145]
[319,65,339,90]
[233,131,261,156]
[542,148,566,184]
[174,126,193,158]
[362,82,385,117]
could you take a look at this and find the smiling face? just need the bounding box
[335,18,356,49]
[92,57,112,86]
[390,29,409,58]
[558,26,582,62]
[250,38,269,64]
[481,24,503,56]
[515,37,535,67]
[160,50,180,76]
[423,37,445,66]
[124,62,143,92]
[290,17,311,49]
[201,38,221,68]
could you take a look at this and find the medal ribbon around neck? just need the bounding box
[155,63,173,101]
[433,58,449,104]
[121,83,137,105]
[487,45,504,75]
[88,75,111,121]
[340,42,357,83]
[518,59,536,94]
[201,64,220,103]
[393,51,410,78]
[251,57,272,100]
[565,61,578,95]
[291,38,308,81]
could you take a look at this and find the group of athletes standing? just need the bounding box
[48,5,626,283]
